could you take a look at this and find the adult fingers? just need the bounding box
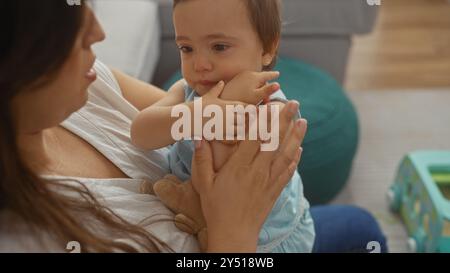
[270,157,299,199]
[255,100,299,162]
[278,100,299,137]
[191,140,215,194]
[225,139,261,166]
[270,119,307,180]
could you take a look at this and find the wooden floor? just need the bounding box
[345,0,450,91]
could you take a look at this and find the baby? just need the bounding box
[131,0,315,253]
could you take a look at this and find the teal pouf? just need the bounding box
[163,57,359,205]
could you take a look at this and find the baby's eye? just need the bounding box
[212,44,230,52]
[178,45,193,53]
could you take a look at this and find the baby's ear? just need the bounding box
[262,38,280,68]
[262,53,274,67]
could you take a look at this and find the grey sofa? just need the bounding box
[93,0,378,87]
[153,0,378,87]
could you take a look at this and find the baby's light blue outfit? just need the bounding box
[169,81,315,253]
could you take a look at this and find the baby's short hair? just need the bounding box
[173,0,281,70]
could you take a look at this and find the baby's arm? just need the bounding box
[131,80,187,150]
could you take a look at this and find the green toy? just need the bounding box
[388,151,450,253]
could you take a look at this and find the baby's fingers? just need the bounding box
[255,71,280,86]
[254,82,280,102]
[208,81,225,98]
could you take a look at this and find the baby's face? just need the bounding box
[173,0,268,95]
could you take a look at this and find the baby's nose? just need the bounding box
[193,55,213,72]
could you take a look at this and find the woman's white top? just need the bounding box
[0,60,200,253]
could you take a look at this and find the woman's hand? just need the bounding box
[191,101,307,252]
[198,81,248,141]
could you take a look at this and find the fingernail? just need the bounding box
[296,119,303,128]
[289,101,299,115]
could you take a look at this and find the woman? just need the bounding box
[0,0,387,253]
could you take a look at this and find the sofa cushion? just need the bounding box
[92,0,161,83]
[156,0,378,38]
[282,0,378,36]
[152,0,378,86]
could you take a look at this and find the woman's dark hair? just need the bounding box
[0,0,168,252]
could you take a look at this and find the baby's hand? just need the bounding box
[220,71,280,105]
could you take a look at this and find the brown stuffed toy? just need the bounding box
[148,174,208,252]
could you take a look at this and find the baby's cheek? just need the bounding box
[218,65,243,82]
[222,72,239,84]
